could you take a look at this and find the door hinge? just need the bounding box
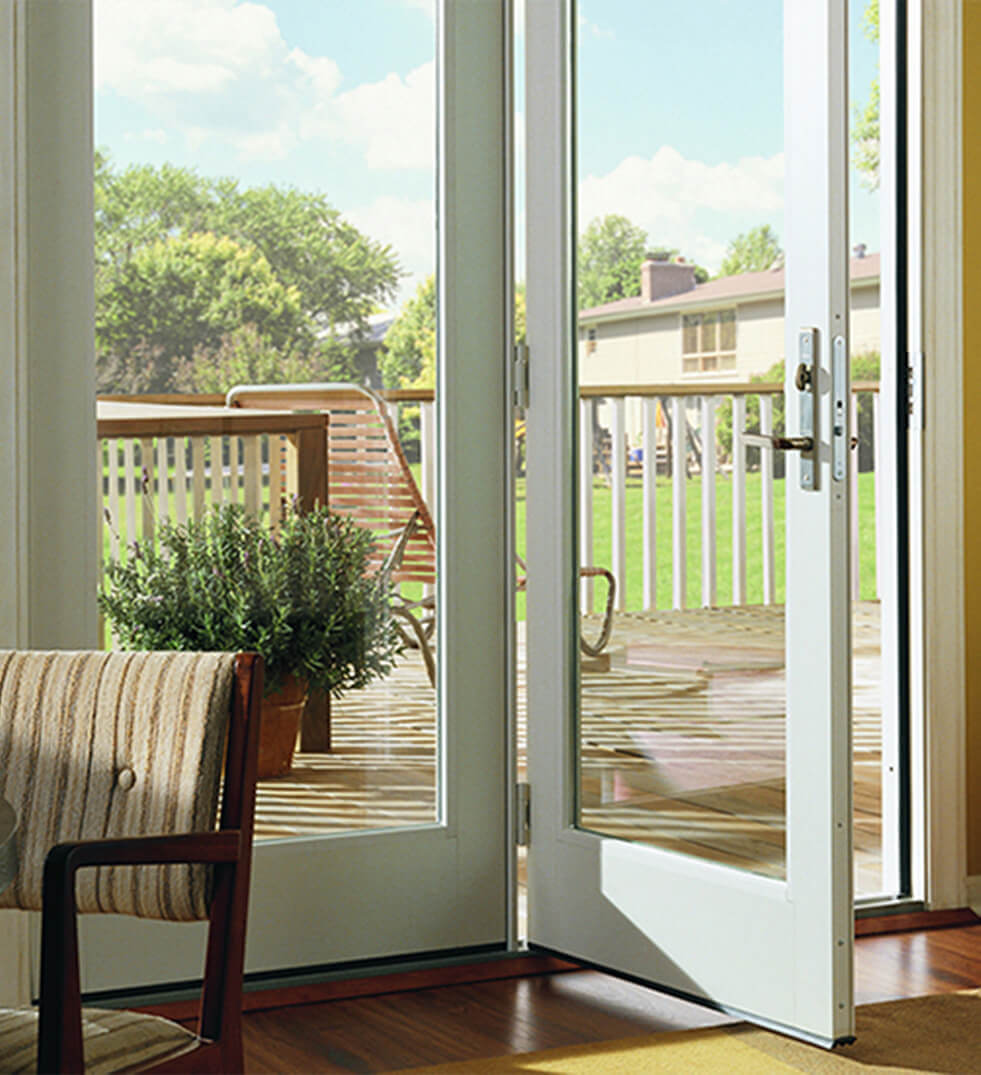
[513,342,529,410]
[515,781,531,846]
[907,351,924,430]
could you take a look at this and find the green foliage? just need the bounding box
[94,151,402,393]
[379,274,436,391]
[715,350,881,473]
[577,215,707,309]
[718,225,782,277]
[97,232,307,393]
[578,214,647,309]
[174,324,358,395]
[852,0,880,190]
[99,504,402,697]
[208,183,401,334]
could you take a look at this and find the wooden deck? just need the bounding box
[253,602,884,898]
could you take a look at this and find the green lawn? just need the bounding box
[512,470,878,618]
[103,447,879,617]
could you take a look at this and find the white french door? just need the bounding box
[524,0,854,1047]
[74,0,514,994]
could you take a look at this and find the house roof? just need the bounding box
[579,252,881,322]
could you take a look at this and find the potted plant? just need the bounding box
[99,502,402,777]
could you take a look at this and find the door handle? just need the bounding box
[742,432,814,452]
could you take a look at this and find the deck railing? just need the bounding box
[98,380,881,615]
[97,399,330,556]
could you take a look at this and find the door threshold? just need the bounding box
[93,946,579,1021]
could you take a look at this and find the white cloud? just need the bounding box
[94,0,430,172]
[578,146,784,272]
[346,196,436,306]
[96,0,287,96]
[323,63,435,171]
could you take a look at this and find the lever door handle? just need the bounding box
[742,431,814,452]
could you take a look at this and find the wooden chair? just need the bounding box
[226,382,616,685]
[0,649,262,1074]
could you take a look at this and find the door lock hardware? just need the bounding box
[832,335,848,482]
[743,432,814,453]
[796,327,817,491]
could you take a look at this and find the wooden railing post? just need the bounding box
[642,397,658,609]
[671,396,687,610]
[580,397,594,612]
[700,395,717,607]
[294,415,331,752]
[760,393,776,604]
[732,395,747,605]
[611,397,627,611]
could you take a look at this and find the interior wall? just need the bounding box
[962,0,981,877]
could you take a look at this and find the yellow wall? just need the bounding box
[964,0,981,877]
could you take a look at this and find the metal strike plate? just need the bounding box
[832,335,848,482]
[798,328,817,491]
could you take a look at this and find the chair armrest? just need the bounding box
[37,831,241,1075]
[44,830,242,875]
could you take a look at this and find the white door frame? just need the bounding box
[3,0,515,995]
[524,0,854,1045]
[0,0,98,1006]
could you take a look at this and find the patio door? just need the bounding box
[74,0,512,994]
[524,0,855,1047]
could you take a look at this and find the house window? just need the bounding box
[682,310,736,373]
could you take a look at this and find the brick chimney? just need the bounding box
[640,255,697,302]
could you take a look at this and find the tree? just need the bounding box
[718,225,783,277]
[174,325,356,395]
[94,152,402,393]
[209,183,401,336]
[577,214,648,310]
[852,0,880,189]
[96,232,306,393]
[577,215,708,309]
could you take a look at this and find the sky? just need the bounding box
[94,0,880,309]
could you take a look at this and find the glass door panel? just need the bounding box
[525,0,854,1045]
[576,0,789,880]
[80,0,510,993]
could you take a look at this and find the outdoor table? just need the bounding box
[0,796,16,895]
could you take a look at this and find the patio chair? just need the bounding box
[0,649,262,1074]
[226,382,616,686]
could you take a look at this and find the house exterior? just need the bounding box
[578,251,881,390]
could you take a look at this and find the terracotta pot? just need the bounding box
[257,675,308,779]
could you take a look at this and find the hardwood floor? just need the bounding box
[239,924,981,1073]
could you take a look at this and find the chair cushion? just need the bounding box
[0,1005,199,1074]
[0,650,236,920]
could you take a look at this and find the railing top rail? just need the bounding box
[96,401,328,438]
[580,379,880,399]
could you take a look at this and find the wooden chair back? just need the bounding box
[228,383,436,587]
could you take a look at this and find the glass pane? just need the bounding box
[94,0,438,838]
[575,0,787,878]
[720,311,737,351]
[849,0,886,898]
[701,313,718,353]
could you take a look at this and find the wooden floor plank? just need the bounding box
[239,924,981,1073]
